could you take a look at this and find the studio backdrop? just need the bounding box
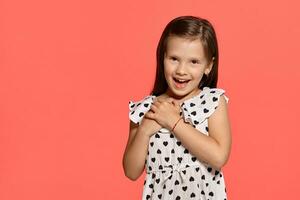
[1,0,300,199]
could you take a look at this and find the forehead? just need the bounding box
[165,36,205,58]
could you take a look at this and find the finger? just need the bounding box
[156,97,173,104]
[155,97,172,106]
[152,100,160,106]
[166,97,174,103]
[154,98,164,104]
[172,99,180,106]
[145,111,155,119]
[150,104,158,112]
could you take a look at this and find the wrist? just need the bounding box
[170,116,183,132]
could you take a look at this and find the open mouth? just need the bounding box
[173,78,190,88]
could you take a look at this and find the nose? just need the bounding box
[176,62,187,75]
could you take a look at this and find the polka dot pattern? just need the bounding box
[128,87,229,199]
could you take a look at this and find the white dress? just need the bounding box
[128,87,229,200]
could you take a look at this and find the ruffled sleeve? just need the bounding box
[129,95,154,125]
[180,87,229,126]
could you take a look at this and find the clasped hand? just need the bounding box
[144,97,182,131]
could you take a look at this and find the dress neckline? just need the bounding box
[150,87,208,106]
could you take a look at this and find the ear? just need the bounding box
[204,57,214,75]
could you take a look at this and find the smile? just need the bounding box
[173,78,190,88]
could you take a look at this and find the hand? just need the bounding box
[145,97,182,131]
[139,112,162,137]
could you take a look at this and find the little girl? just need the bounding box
[123,16,231,200]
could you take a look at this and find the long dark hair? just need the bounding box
[150,16,219,96]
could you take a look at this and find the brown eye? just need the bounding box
[170,56,178,61]
[191,60,199,64]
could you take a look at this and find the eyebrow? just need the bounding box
[166,53,203,61]
[189,57,202,60]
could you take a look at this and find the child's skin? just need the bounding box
[123,36,231,181]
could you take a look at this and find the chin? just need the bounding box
[168,88,192,98]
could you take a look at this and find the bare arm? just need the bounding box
[171,95,232,170]
[122,111,163,180]
[122,121,150,180]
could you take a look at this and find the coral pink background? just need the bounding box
[1,0,300,199]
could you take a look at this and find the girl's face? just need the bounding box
[164,36,213,101]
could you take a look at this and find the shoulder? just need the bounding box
[203,87,230,123]
[202,87,229,117]
[202,87,228,101]
[128,95,155,124]
[180,87,229,126]
[129,95,154,111]
[199,87,229,109]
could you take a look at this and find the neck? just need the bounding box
[164,89,201,103]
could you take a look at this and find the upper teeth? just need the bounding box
[177,79,187,82]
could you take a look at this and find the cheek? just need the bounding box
[163,65,170,80]
[164,62,173,76]
[192,70,205,80]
